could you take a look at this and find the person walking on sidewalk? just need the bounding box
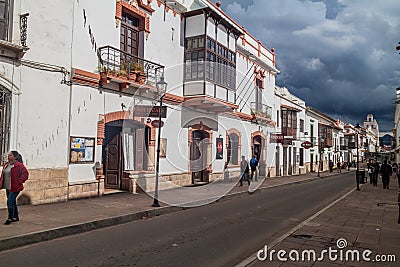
[250,155,259,181]
[239,156,250,186]
[367,159,374,184]
[396,164,400,188]
[329,160,334,173]
[380,160,392,189]
[0,151,29,225]
[372,159,380,186]
[337,161,341,173]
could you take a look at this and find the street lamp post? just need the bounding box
[355,123,361,191]
[318,137,324,177]
[152,75,168,207]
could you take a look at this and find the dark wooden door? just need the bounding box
[190,131,209,183]
[106,133,122,189]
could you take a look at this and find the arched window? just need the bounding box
[227,133,239,165]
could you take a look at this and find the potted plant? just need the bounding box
[133,62,146,84]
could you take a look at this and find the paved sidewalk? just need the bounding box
[248,179,400,266]
[0,168,346,252]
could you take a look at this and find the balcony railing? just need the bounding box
[97,45,164,87]
[250,102,272,119]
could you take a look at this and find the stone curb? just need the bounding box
[0,172,346,252]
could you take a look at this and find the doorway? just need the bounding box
[190,130,210,184]
[252,135,266,177]
[103,119,149,190]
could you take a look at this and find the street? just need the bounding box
[0,173,355,267]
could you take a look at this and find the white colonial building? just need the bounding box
[0,0,364,206]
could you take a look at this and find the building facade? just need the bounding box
[0,0,370,206]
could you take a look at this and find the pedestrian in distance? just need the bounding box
[329,160,334,173]
[347,161,351,171]
[239,156,250,187]
[396,164,400,188]
[250,155,259,182]
[380,160,392,189]
[0,151,29,225]
[372,159,380,186]
[337,161,341,173]
[367,159,374,184]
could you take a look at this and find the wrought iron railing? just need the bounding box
[250,102,272,119]
[97,45,164,87]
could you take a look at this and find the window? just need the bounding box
[0,85,11,161]
[281,109,298,138]
[186,36,236,89]
[121,13,141,56]
[299,119,304,133]
[185,36,205,81]
[185,50,204,80]
[227,133,239,165]
[277,110,280,127]
[0,0,11,41]
[299,148,304,166]
[255,78,263,111]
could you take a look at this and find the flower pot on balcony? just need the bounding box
[128,71,137,81]
[136,72,146,84]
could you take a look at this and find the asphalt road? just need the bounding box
[0,173,355,267]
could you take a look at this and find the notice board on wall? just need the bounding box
[70,137,95,163]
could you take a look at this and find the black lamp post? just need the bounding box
[152,75,168,207]
[355,123,361,191]
[318,137,324,177]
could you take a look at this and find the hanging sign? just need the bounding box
[135,105,167,118]
[151,120,164,128]
[270,133,284,143]
[301,141,314,149]
[216,138,223,159]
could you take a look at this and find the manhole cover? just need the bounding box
[292,234,313,240]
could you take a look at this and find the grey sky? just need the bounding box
[220,0,400,131]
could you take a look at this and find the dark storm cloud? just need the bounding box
[221,0,400,131]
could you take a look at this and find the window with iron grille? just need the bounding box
[0,86,11,161]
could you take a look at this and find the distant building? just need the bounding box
[363,114,379,138]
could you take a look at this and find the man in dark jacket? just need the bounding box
[380,160,392,189]
[239,156,250,186]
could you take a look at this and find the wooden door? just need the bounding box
[106,133,122,189]
[190,131,209,183]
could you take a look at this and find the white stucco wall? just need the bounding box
[7,0,74,168]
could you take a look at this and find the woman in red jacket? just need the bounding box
[0,151,29,225]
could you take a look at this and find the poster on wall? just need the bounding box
[160,138,167,158]
[70,137,95,163]
[216,138,223,160]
